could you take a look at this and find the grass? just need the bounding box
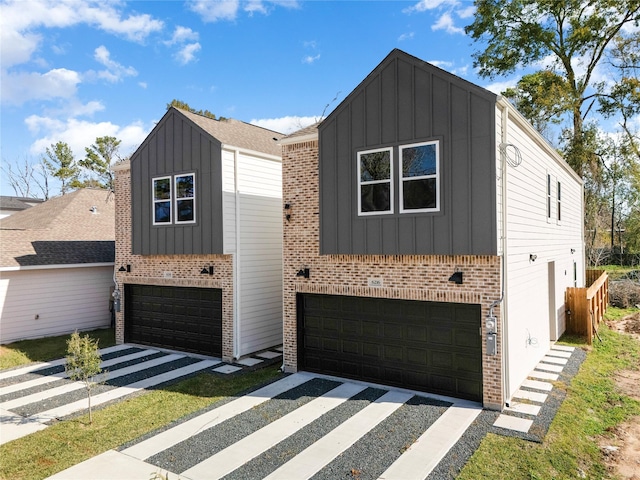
[0,328,115,370]
[598,264,639,280]
[458,321,640,480]
[604,306,639,322]
[0,365,283,480]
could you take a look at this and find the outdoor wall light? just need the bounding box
[529,254,537,262]
[448,271,463,284]
[284,203,291,222]
[296,268,310,279]
[118,265,131,272]
[571,248,576,254]
[200,266,214,275]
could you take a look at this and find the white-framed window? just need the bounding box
[546,173,552,221]
[175,173,196,223]
[358,147,393,215]
[399,141,439,213]
[557,181,562,223]
[152,172,196,225]
[152,176,172,225]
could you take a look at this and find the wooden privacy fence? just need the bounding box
[565,270,609,344]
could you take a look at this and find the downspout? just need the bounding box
[233,148,241,360]
[494,98,511,407]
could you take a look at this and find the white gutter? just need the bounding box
[232,147,241,360]
[277,132,318,146]
[0,262,114,272]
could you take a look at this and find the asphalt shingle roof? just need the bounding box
[174,108,283,157]
[0,189,115,267]
[0,196,44,211]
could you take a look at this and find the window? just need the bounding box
[400,141,439,212]
[152,173,196,225]
[557,181,561,223]
[153,176,172,225]
[547,174,552,220]
[358,148,393,215]
[175,174,195,223]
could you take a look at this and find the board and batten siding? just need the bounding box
[235,152,283,356]
[319,50,498,256]
[0,266,113,344]
[130,109,224,255]
[498,103,584,400]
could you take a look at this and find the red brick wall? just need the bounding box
[114,165,234,361]
[281,139,504,409]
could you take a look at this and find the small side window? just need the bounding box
[358,148,393,215]
[547,173,552,220]
[175,173,196,223]
[153,176,172,224]
[557,181,561,223]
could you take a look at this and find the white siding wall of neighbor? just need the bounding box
[0,266,114,344]
[236,152,283,356]
[222,149,237,254]
[498,102,584,401]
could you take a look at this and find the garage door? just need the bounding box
[298,294,482,401]
[125,284,222,357]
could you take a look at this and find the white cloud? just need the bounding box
[138,81,148,89]
[432,12,464,34]
[403,0,458,14]
[398,32,415,42]
[26,115,150,159]
[187,0,241,22]
[90,45,137,83]
[428,60,454,69]
[165,26,199,45]
[174,43,202,65]
[250,115,318,134]
[457,5,475,18]
[0,0,163,68]
[302,54,320,65]
[483,78,519,95]
[1,68,81,105]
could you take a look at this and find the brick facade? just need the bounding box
[281,138,504,409]
[114,165,235,362]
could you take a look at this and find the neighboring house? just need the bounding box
[280,49,584,410]
[0,189,115,344]
[0,196,44,219]
[113,107,283,361]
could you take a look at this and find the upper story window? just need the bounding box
[357,140,440,216]
[152,173,196,225]
[547,173,552,220]
[358,147,393,215]
[400,141,439,213]
[557,181,562,223]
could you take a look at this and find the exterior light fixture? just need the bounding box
[284,203,291,222]
[118,265,131,272]
[529,254,537,262]
[571,248,576,254]
[448,271,463,284]
[200,266,214,275]
[296,268,310,279]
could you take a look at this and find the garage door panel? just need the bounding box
[124,284,222,357]
[299,294,482,401]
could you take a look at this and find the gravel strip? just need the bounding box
[148,377,341,473]
[222,387,388,480]
[13,356,202,417]
[312,395,452,480]
[428,346,587,478]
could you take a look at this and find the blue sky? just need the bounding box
[1,0,519,196]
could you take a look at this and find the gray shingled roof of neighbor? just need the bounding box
[0,196,44,211]
[0,189,115,267]
[175,108,283,157]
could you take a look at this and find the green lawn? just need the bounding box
[0,328,115,370]
[458,308,640,479]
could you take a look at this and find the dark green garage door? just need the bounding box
[125,284,222,357]
[298,294,482,401]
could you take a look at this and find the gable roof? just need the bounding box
[0,196,44,212]
[170,107,283,157]
[0,189,115,268]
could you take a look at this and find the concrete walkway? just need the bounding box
[48,373,482,480]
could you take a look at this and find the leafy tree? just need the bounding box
[79,136,122,191]
[167,99,226,121]
[42,142,81,195]
[65,331,104,424]
[465,0,640,174]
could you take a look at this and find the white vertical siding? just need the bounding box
[222,149,237,254]
[498,104,584,400]
[0,266,114,344]
[236,153,283,355]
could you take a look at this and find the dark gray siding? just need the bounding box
[131,109,223,255]
[319,49,498,256]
